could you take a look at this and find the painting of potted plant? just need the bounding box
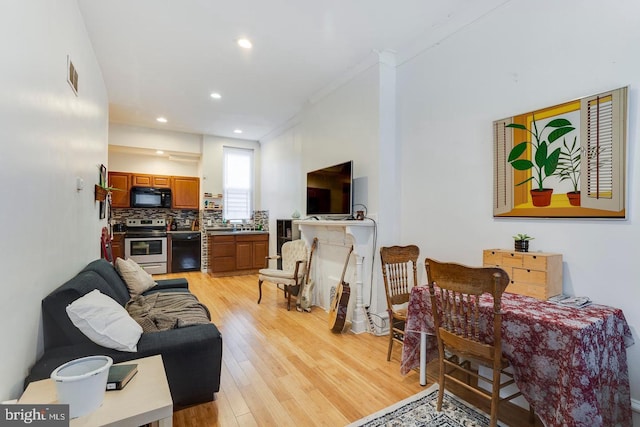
[556,136,581,206]
[506,115,575,207]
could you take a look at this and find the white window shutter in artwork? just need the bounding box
[579,87,627,212]
[493,117,514,216]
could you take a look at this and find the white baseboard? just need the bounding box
[632,397,640,413]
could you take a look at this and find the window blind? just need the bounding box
[223,147,254,220]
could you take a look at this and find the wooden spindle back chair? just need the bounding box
[425,258,526,427]
[380,245,419,361]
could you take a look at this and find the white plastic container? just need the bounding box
[50,355,113,418]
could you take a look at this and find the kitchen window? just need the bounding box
[223,146,254,220]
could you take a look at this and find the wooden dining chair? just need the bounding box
[425,258,525,427]
[257,239,308,310]
[380,245,419,361]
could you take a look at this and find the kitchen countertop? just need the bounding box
[205,228,268,236]
[113,228,269,235]
[112,230,202,235]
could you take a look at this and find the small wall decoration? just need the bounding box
[493,86,627,218]
[99,164,107,219]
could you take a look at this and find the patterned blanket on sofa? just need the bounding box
[126,292,211,332]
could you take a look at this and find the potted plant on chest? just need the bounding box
[507,115,575,207]
[512,234,534,252]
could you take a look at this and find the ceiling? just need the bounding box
[78,0,507,142]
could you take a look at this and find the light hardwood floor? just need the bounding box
[156,271,541,427]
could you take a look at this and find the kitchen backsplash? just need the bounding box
[111,208,269,231]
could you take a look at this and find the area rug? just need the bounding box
[347,384,504,427]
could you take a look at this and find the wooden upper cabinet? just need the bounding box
[108,171,200,209]
[132,174,171,188]
[107,172,130,208]
[171,176,200,209]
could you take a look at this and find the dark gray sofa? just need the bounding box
[25,259,223,408]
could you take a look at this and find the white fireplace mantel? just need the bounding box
[294,219,375,334]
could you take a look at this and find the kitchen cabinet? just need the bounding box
[107,172,131,208]
[236,234,269,270]
[209,235,236,273]
[482,249,563,300]
[111,233,125,260]
[172,176,200,209]
[209,233,269,276]
[108,171,200,210]
[132,174,171,188]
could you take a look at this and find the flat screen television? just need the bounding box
[306,161,353,217]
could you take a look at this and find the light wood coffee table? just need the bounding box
[20,355,173,426]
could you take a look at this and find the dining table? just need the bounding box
[401,285,635,427]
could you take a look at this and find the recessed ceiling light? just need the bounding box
[210,92,222,99]
[156,117,167,123]
[233,129,243,134]
[237,38,252,49]
[156,150,164,155]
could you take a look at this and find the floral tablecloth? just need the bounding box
[401,286,634,427]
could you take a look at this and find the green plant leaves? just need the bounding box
[515,176,534,186]
[546,118,572,128]
[511,159,533,170]
[508,142,528,162]
[505,123,527,130]
[556,136,581,191]
[506,114,576,191]
[544,148,561,176]
[534,141,548,167]
[548,126,575,143]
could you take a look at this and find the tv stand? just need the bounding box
[294,219,374,334]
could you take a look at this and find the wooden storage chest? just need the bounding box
[482,249,563,300]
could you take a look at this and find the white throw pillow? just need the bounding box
[66,289,142,352]
[115,257,157,297]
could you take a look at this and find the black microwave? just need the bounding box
[130,187,172,208]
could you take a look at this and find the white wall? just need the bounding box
[109,123,201,155]
[201,135,262,209]
[0,0,108,400]
[260,127,303,257]
[108,150,200,177]
[108,123,202,177]
[396,0,640,414]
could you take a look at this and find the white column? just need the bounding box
[345,224,371,334]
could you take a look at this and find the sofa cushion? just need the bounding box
[66,289,143,352]
[115,258,157,297]
[80,259,131,305]
[43,270,129,350]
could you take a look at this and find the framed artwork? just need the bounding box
[493,86,627,218]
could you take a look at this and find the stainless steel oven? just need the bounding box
[124,218,168,274]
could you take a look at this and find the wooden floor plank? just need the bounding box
[160,271,541,426]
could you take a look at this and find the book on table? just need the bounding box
[548,294,592,308]
[106,363,138,390]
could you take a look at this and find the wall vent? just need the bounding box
[67,55,78,95]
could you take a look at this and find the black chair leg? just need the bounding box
[258,279,263,304]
